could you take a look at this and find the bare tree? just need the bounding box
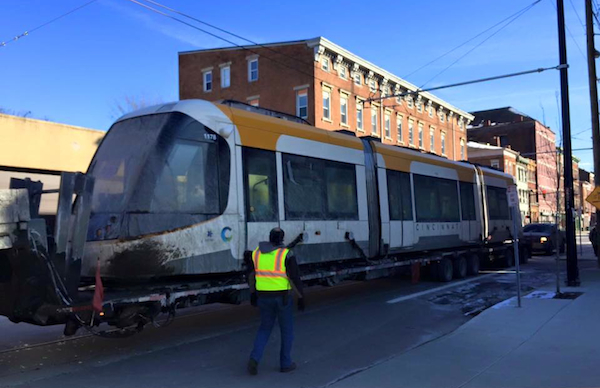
[110,95,163,120]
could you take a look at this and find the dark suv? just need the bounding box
[522,223,565,255]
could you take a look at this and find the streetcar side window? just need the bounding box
[282,154,358,220]
[487,186,509,220]
[387,170,413,221]
[243,148,278,222]
[414,174,460,222]
[460,182,477,221]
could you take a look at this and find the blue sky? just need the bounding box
[1,0,596,167]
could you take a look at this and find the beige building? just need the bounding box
[0,114,104,215]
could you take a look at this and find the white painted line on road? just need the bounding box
[386,273,499,304]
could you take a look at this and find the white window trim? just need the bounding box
[248,58,259,82]
[322,86,332,123]
[429,126,435,152]
[370,104,380,137]
[354,72,362,86]
[338,66,347,79]
[296,91,308,120]
[397,114,404,144]
[203,70,212,92]
[356,97,365,132]
[321,57,330,71]
[220,66,230,89]
[340,93,349,127]
[384,109,392,140]
[418,122,424,150]
[441,130,447,156]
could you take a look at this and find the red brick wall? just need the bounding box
[179,43,315,123]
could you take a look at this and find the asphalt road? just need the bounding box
[0,239,595,388]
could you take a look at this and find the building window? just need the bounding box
[296,91,308,120]
[460,139,465,160]
[371,106,379,136]
[491,159,500,169]
[220,66,230,88]
[430,126,435,151]
[248,59,258,82]
[203,70,212,92]
[441,132,446,155]
[408,120,414,145]
[418,122,424,148]
[440,112,445,123]
[397,115,403,143]
[356,100,364,131]
[499,135,509,147]
[339,66,347,79]
[369,78,376,92]
[354,72,361,85]
[428,105,433,118]
[340,94,348,125]
[417,101,423,113]
[322,88,331,121]
[407,97,414,109]
[384,112,391,138]
[322,57,329,71]
[458,119,464,130]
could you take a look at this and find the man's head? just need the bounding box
[269,227,285,245]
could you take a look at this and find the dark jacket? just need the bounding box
[248,241,304,297]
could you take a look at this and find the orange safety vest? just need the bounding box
[252,247,291,291]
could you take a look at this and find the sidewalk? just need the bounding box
[332,263,600,388]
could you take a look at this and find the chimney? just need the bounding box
[485,119,492,126]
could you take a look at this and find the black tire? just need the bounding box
[504,249,515,268]
[437,258,453,282]
[466,253,480,276]
[453,256,467,279]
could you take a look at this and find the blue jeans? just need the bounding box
[250,295,294,368]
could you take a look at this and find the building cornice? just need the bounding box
[306,37,474,122]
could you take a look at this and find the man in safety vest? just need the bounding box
[247,227,305,375]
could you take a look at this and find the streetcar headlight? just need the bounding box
[540,237,548,243]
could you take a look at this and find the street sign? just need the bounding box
[507,185,519,208]
[585,186,600,208]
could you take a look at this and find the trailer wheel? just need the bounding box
[466,253,480,276]
[437,258,453,282]
[503,249,515,268]
[453,256,467,279]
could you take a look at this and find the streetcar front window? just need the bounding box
[88,112,230,239]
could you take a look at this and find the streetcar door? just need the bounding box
[242,147,280,251]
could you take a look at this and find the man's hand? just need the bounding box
[297,297,305,312]
[250,293,258,307]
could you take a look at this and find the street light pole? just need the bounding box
[586,0,600,239]
[556,0,580,286]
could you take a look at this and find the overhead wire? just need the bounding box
[403,0,543,80]
[549,0,587,61]
[418,0,543,89]
[1,0,97,48]
[568,0,586,31]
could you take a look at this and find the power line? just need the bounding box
[1,0,97,48]
[138,0,317,70]
[568,0,586,31]
[403,0,543,80]
[418,1,542,89]
[124,0,331,89]
[366,64,566,103]
[550,0,587,60]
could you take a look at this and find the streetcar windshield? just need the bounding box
[87,112,230,239]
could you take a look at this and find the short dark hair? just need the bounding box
[269,227,285,244]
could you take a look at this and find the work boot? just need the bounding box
[280,362,297,373]
[247,358,258,375]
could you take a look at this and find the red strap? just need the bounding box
[253,249,260,270]
[274,249,285,273]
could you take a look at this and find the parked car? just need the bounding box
[522,223,565,255]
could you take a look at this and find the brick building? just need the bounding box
[467,141,533,224]
[179,37,474,161]
[468,107,558,223]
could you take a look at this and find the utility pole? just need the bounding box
[586,0,600,242]
[556,0,580,286]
